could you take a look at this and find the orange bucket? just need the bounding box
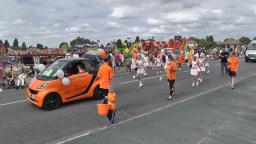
[97,104,109,116]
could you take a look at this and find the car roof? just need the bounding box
[58,58,89,62]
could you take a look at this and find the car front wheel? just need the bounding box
[42,93,61,111]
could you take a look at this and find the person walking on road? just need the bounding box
[191,56,200,87]
[177,52,184,70]
[198,53,206,83]
[166,56,177,100]
[220,52,228,76]
[97,56,114,102]
[228,52,239,89]
[106,85,117,124]
[136,55,145,87]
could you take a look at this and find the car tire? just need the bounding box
[42,93,61,111]
[245,59,248,62]
[93,86,104,100]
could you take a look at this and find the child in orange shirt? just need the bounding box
[228,52,239,89]
[166,56,177,100]
[177,52,184,70]
[107,85,117,124]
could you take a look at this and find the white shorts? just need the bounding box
[137,68,145,74]
[191,69,198,76]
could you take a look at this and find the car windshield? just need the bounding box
[248,43,256,50]
[38,60,67,79]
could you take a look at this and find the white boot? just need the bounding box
[159,76,163,81]
[133,75,136,79]
[139,81,143,87]
[168,95,172,100]
[192,83,195,87]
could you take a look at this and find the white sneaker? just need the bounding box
[133,75,136,79]
[168,95,172,100]
[196,82,199,86]
[179,68,182,71]
[157,72,159,75]
[159,76,163,81]
[192,83,195,87]
[206,71,210,74]
[0,88,3,92]
[144,73,148,76]
[139,82,143,87]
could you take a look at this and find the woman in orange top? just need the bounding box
[166,56,177,100]
[107,85,117,124]
[228,52,239,89]
[177,52,184,70]
[97,56,114,101]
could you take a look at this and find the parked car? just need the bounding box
[245,40,256,62]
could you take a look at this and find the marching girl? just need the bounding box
[143,52,149,76]
[155,54,162,75]
[205,54,210,74]
[136,55,145,87]
[198,53,206,83]
[131,56,137,79]
[191,56,201,87]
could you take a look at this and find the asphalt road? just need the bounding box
[0,57,255,144]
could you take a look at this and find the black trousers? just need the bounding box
[107,110,116,124]
[101,88,109,104]
[168,80,175,96]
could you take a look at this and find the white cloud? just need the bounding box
[165,12,200,23]
[53,23,60,28]
[149,27,168,34]
[182,28,190,32]
[111,6,140,18]
[12,19,23,25]
[128,27,145,33]
[220,24,236,31]
[65,26,80,33]
[104,21,120,29]
[0,30,9,37]
[147,18,165,25]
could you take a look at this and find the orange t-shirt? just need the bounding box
[228,56,239,72]
[97,63,114,89]
[108,92,117,110]
[178,54,184,64]
[166,61,177,80]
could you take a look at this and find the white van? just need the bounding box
[245,40,256,62]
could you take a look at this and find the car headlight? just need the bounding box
[37,83,48,89]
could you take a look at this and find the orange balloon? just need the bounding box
[98,49,106,57]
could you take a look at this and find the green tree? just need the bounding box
[135,36,140,43]
[70,37,92,48]
[4,40,10,48]
[116,39,123,48]
[59,42,69,52]
[100,44,104,49]
[0,40,3,44]
[253,37,256,40]
[13,38,19,49]
[239,37,251,45]
[21,42,26,50]
[37,43,44,49]
[206,35,214,42]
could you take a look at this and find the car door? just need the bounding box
[66,61,93,99]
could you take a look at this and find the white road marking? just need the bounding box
[55,72,256,144]
[0,100,27,107]
[119,75,161,85]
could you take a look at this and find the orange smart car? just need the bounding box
[27,58,103,110]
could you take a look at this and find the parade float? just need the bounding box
[168,36,187,54]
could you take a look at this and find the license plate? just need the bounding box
[250,57,255,59]
[30,93,35,99]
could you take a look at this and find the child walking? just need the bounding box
[191,56,201,87]
[107,85,117,124]
[166,56,177,100]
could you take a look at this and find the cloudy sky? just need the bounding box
[0,0,256,47]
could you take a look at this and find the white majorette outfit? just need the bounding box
[198,58,206,72]
[205,55,210,73]
[136,59,145,75]
[144,56,149,67]
[191,60,199,76]
[131,58,137,79]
